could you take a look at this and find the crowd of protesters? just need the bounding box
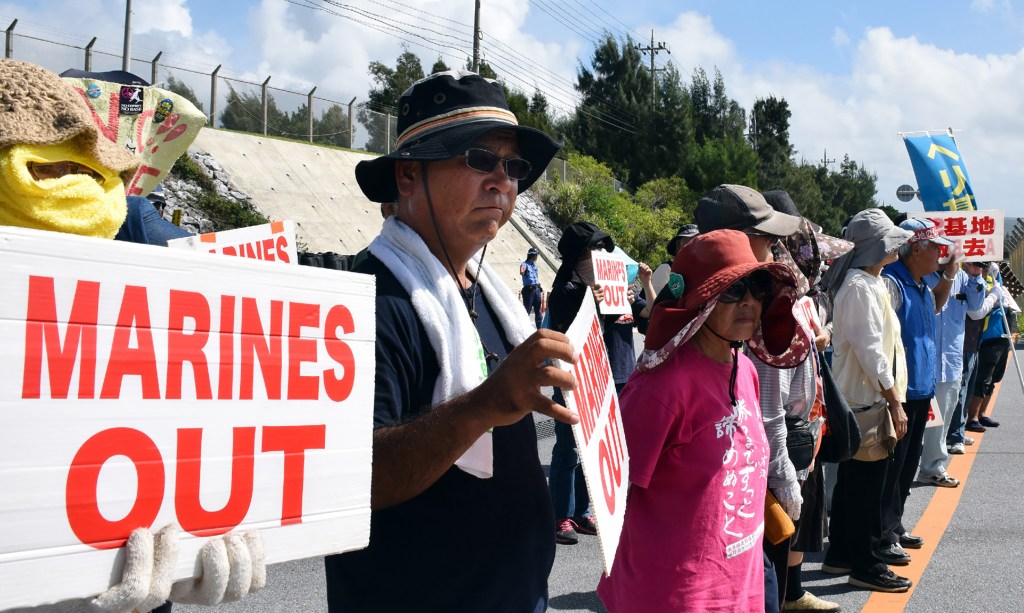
[2,58,1019,613]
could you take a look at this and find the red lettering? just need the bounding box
[218,295,236,400]
[244,242,258,260]
[175,427,256,537]
[240,298,283,399]
[287,302,320,400]
[262,238,275,261]
[598,396,625,514]
[166,290,213,399]
[125,165,160,197]
[324,305,356,401]
[276,235,290,263]
[100,285,161,399]
[262,425,326,525]
[66,428,164,549]
[223,246,238,257]
[22,276,99,399]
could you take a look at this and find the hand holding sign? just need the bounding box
[474,328,578,427]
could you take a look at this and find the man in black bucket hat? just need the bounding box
[326,70,578,612]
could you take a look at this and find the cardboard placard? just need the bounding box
[62,77,208,199]
[909,210,1004,262]
[0,227,374,608]
[558,290,629,574]
[591,252,630,316]
[167,220,298,265]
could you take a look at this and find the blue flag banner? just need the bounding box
[903,133,977,212]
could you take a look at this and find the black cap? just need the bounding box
[355,70,562,203]
[695,184,803,238]
[667,224,699,257]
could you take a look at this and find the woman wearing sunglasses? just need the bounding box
[597,230,805,613]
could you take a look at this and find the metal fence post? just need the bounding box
[307,86,316,143]
[386,113,392,154]
[210,65,221,128]
[6,19,17,59]
[348,97,356,149]
[84,37,96,70]
[261,76,271,136]
[151,51,162,85]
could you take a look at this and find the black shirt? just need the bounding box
[325,255,554,613]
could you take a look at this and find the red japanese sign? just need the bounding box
[909,210,1004,262]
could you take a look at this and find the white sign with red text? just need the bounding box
[0,226,374,609]
[909,210,1004,262]
[591,251,630,316]
[167,220,298,265]
[558,290,629,574]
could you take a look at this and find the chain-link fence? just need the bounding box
[2,21,399,155]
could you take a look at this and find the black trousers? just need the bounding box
[881,398,930,545]
[827,457,889,574]
[974,337,1011,398]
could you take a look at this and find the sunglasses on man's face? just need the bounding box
[464,148,532,181]
[720,270,773,304]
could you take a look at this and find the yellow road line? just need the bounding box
[859,383,1000,612]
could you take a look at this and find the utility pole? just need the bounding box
[636,30,669,109]
[472,0,481,72]
[122,0,132,72]
[820,148,835,168]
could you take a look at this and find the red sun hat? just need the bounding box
[641,229,810,371]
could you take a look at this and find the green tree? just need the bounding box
[165,74,204,113]
[359,48,425,153]
[315,104,354,148]
[430,57,449,74]
[751,96,793,189]
[219,84,290,134]
[570,33,650,185]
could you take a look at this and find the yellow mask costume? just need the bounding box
[0,142,127,238]
[0,60,139,239]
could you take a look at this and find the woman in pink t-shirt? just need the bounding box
[597,229,806,613]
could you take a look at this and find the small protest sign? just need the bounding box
[909,210,1004,262]
[591,251,630,316]
[558,289,629,574]
[168,220,298,265]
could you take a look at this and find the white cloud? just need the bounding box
[832,27,850,48]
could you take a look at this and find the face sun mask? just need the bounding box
[575,257,595,285]
[0,142,127,239]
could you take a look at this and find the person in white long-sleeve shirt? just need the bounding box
[819,208,914,594]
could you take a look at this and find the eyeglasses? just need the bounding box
[589,240,607,250]
[27,161,105,185]
[720,270,773,303]
[464,148,532,181]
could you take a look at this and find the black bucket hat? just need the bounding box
[355,70,563,203]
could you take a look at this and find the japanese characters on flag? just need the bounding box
[0,226,374,608]
[167,220,298,265]
[591,250,630,315]
[909,210,1004,263]
[557,288,629,574]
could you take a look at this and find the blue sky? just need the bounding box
[3,0,1024,217]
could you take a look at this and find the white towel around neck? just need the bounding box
[368,216,535,477]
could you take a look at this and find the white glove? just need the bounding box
[988,262,1000,277]
[169,530,266,605]
[81,524,179,613]
[773,484,803,521]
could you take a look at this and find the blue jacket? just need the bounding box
[924,269,985,382]
[883,260,937,400]
[980,272,1009,344]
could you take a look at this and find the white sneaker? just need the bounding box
[948,442,966,455]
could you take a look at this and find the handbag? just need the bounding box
[764,490,796,545]
[852,400,897,461]
[816,351,862,463]
[784,415,815,471]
